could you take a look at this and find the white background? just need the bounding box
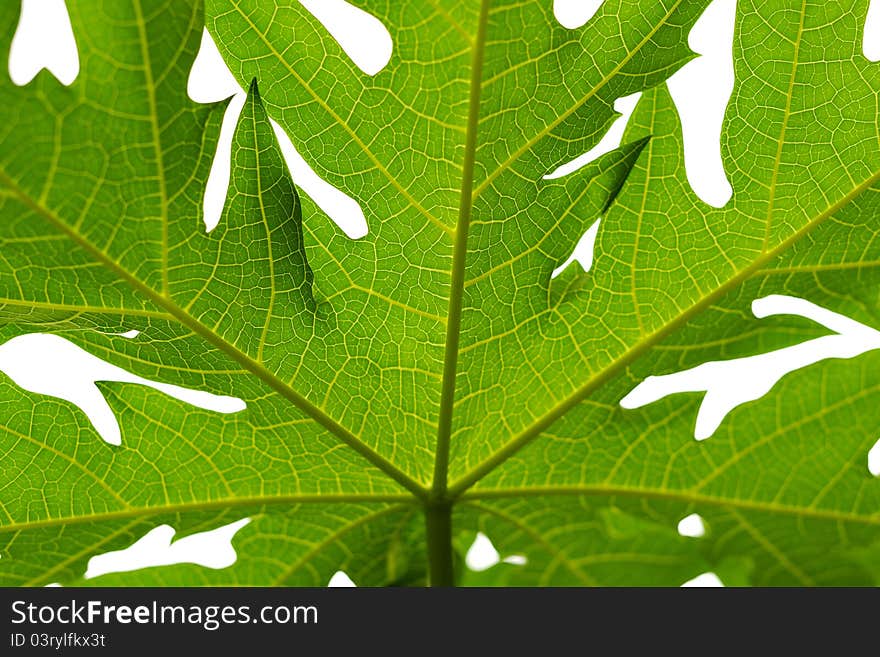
[3,0,880,587]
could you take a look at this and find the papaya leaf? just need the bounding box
[2,0,878,586]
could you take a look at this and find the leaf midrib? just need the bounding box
[249,87,277,363]
[5,2,878,581]
[460,486,880,527]
[132,0,171,297]
[760,0,807,253]
[0,493,416,534]
[4,479,877,539]
[208,0,701,506]
[431,0,490,498]
[0,298,169,320]
[448,165,880,497]
[0,168,428,500]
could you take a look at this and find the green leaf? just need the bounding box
[1,0,879,586]
[0,0,414,587]
[454,5,880,585]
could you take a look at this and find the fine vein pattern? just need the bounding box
[0,0,878,586]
